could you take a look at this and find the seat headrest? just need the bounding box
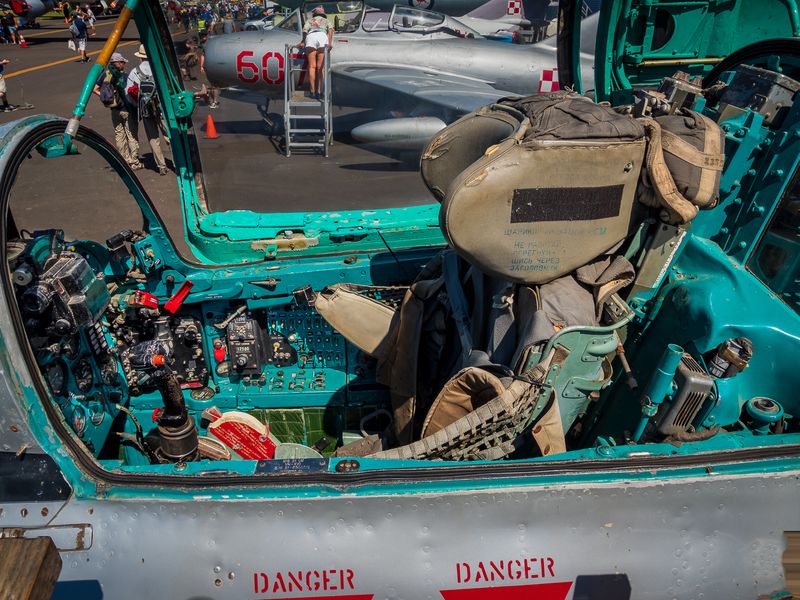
[422,94,648,284]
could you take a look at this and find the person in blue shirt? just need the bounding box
[70,12,89,63]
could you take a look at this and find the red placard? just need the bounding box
[440,582,572,600]
[208,412,276,460]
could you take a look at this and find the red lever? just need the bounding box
[164,279,193,314]
[128,290,159,309]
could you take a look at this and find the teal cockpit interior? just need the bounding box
[3,0,800,480]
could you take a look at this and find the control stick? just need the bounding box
[128,340,199,463]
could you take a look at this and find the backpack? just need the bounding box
[135,67,158,117]
[99,72,122,108]
[68,20,79,36]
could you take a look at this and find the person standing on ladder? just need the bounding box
[301,5,332,100]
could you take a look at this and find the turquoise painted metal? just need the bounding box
[59,0,447,265]
[592,0,800,104]
[632,343,683,441]
[1,4,800,596]
[6,0,791,489]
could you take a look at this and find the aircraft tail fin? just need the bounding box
[464,0,529,21]
[464,0,559,25]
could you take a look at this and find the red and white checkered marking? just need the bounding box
[507,0,521,15]
[538,68,560,94]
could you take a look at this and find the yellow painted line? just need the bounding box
[24,19,117,38]
[4,39,138,78]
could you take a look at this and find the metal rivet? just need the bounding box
[20,508,28,518]
[41,507,48,517]
[543,445,551,454]
[9,425,18,433]
[214,579,222,587]
[533,425,542,434]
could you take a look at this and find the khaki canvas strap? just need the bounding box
[640,117,700,224]
[694,113,723,208]
[660,129,723,171]
[530,389,566,456]
[640,114,724,223]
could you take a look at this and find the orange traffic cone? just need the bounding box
[19,34,26,48]
[204,114,218,139]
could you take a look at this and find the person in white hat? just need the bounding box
[93,52,143,170]
[126,43,169,175]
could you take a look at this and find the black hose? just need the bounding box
[703,39,800,87]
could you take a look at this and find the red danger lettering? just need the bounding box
[236,50,259,83]
[253,568,362,596]
[455,557,556,584]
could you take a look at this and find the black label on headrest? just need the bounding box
[510,185,624,223]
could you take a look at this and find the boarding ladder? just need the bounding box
[283,44,332,157]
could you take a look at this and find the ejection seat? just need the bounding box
[316,252,635,461]
[316,92,722,460]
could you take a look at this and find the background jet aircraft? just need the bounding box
[279,0,527,17]
[13,0,56,26]
[203,3,596,150]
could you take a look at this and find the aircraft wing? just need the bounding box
[332,65,519,114]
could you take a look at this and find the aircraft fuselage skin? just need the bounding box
[280,0,488,17]
[203,29,550,106]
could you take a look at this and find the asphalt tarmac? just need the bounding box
[0,15,433,259]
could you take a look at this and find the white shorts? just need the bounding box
[305,31,328,49]
[78,38,87,51]
[0,74,6,95]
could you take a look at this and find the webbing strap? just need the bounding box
[695,112,723,208]
[443,251,474,363]
[660,129,724,172]
[640,113,724,223]
[466,266,485,346]
[640,117,701,224]
[486,280,516,365]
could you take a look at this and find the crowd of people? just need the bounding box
[0,9,22,45]
[166,1,269,34]
[17,0,279,172]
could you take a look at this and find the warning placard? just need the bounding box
[253,568,372,599]
[441,557,571,599]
